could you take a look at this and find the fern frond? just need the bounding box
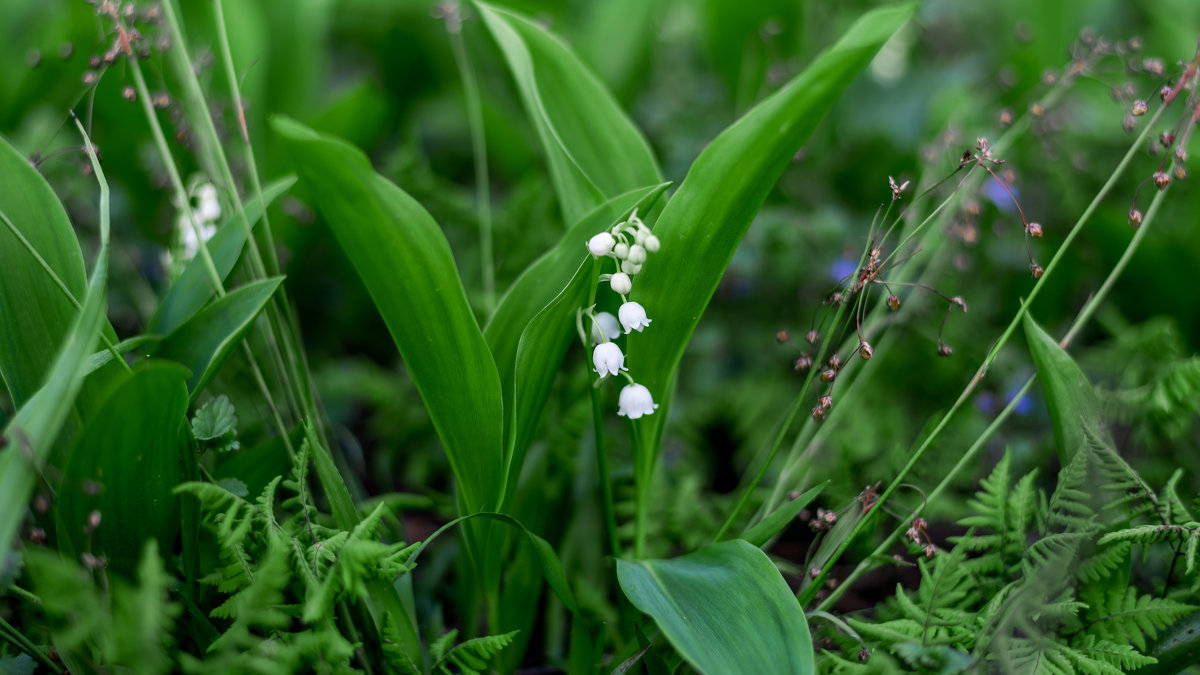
[438,631,520,675]
[381,614,422,675]
[1079,586,1196,651]
[1099,523,1200,574]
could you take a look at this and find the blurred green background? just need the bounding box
[3,0,1199,595]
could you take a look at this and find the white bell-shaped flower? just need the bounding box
[645,235,661,253]
[610,272,633,295]
[614,242,630,259]
[592,342,627,378]
[618,301,651,333]
[588,232,616,257]
[195,184,221,223]
[627,244,647,264]
[590,311,621,343]
[617,383,658,419]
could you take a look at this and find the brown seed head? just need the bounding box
[122,85,136,101]
[1123,114,1137,132]
[1029,102,1045,117]
[1154,170,1170,190]
[1128,208,1143,228]
[775,329,790,343]
[805,330,820,345]
[1160,85,1173,101]
[827,353,841,370]
[1026,222,1043,237]
[810,406,825,422]
[1175,147,1188,163]
[818,395,833,411]
[1030,263,1044,279]
[998,109,1014,127]
[1131,100,1148,116]
[794,353,812,372]
[859,341,873,360]
[936,342,953,357]
[820,369,837,383]
[923,544,937,558]
[1161,131,1175,146]
[887,294,901,311]
[1174,165,1188,181]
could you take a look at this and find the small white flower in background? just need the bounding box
[609,272,633,295]
[173,181,222,263]
[617,383,657,419]
[590,312,621,343]
[588,231,615,257]
[618,301,651,333]
[195,183,221,222]
[592,342,627,377]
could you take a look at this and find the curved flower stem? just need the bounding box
[798,100,1169,606]
[818,181,1172,611]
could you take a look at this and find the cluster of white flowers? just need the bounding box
[582,210,660,419]
[175,182,221,263]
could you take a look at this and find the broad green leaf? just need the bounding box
[617,539,814,674]
[154,276,284,400]
[272,116,504,516]
[740,482,826,548]
[1022,313,1103,462]
[191,394,237,441]
[147,175,296,335]
[57,362,190,577]
[475,1,661,223]
[0,126,111,565]
[624,2,916,458]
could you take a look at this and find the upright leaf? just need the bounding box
[272,117,504,514]
[475,1,662,223]
[153,277,284,400]
[617,540,814,674]
[624,2,916,455]
[1022,313,1103,462]
[57,362,190,577]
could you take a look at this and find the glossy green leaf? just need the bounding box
[0,127,111,566]
[475,1,661,223]
[740,482,826,548]
[1022,313,1103,462]
[147,175,296,335]
[617,539,814,674]
[272,116,504,514]
[57,362,190,577]
[154,277,284,400]
[625,2,916,455]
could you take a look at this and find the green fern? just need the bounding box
[435,630,520,675]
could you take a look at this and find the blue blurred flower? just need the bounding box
[829,257,858,282]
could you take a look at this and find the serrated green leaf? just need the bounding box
[617,539,814,674]
[192,394,238,441]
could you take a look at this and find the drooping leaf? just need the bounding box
[147,175,296,335]
[272,117,505,515]
[154,277,284,400]
[623,2,917,459]
[57,362,190,577]
[1023,313,1104,463]
[617,539,814,674]
[741,482,826,548]
[475,1,662,223]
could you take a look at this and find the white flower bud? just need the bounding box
[609,272,633,295]
[645,235,661,253]
[614,242,630,259]
[617,383,658,419]
[592,342,627,377]
[634,227,649,245]
[590,311,621,343]
[621,260,642,275]
[588,232,616,257]
[618,301,651,333]
[627,244,647,264]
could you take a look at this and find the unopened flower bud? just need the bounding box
[1160,85,1172,101]
[794,353,812,372]
[1161,131,1175,146]
[1153,170,1170,190]
[613,242,630,259]
[1026,222,1043,237]
[1122,115,1137,132]
[1029,102,1045,117]
[587,232,615,257]
[88,510,102,530]
[1174,165,1188,181]
[810,567,822,579]
[998,109,1013,127]
[859,341,873,360]
[905,526,920,542]
[776,330,790,343]
[1030,263,1044,279]
[887,294,901,311]
[810,406,825,422]
[620,260,642,275]
[818,395,833,411]
[1131,100,1148,116]
[609,272,632,295]
[937,342,953,357]
[820,369,837,383]
[827,354,841,370]
[644,235,660,253]
[1128,208,1143,228]
[805,330,820,345]
[627,244,647,264]
[923,544,936,558]
[1175,147,1188,163]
